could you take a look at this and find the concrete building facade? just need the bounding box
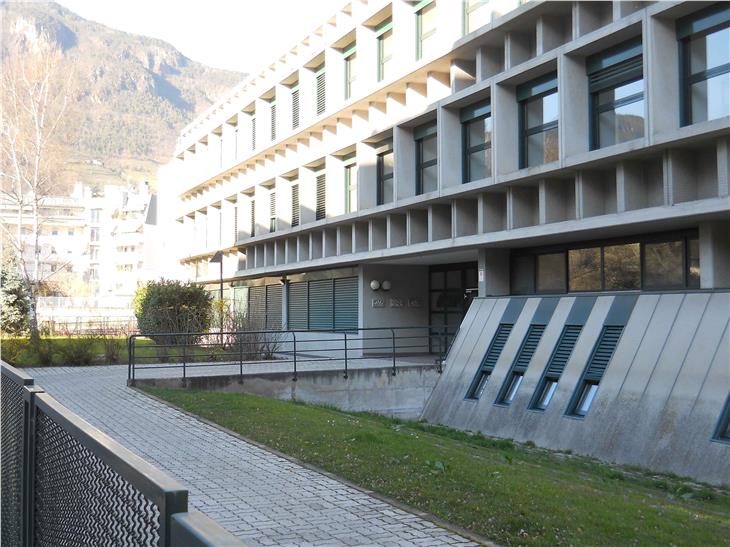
[160,0,730,482]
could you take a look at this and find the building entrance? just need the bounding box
[429,262,478,354]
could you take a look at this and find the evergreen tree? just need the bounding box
[1,259,30,335]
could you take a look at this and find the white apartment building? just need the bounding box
[160,1,730,483]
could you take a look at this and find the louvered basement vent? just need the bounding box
[466,323,513,399]
[291,185,300,227]
[512,324,545,373]
[583,325,623,382]
[545,324,582,377]
[315,174,326,220]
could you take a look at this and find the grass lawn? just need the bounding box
[142,388,730,546]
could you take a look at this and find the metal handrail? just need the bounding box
[128,325,459,383]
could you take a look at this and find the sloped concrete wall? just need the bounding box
[422,291,730,485]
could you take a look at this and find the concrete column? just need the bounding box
[478,248,510,297]
[438,105,462,190]
[699,220,730,289]
[494,83,518,175]
[394,125,416,201]
[355,25,376,91]
[646,14,680,139]
[393,1,416,74]
[560,53,589,158]
[356,141,377,210]
[325,46,345,112]
[326,155,345,218]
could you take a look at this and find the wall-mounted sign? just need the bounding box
[372,298,385,308]
[390,297,404,308]
[407,298,422,308]
[478,269,485,282]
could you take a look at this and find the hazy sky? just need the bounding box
[55,0,346,74]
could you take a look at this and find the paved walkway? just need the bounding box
[28,365,474,547]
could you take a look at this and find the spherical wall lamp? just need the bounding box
[381,280,392,291]
[369,280,381,291]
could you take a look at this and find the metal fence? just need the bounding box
[0,362,245,547]
[128,325,458,383]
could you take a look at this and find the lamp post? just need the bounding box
[209,251,224,343]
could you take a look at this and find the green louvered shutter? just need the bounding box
[265,284,283,329]
[308,279,334,330]
[248,286,266,329]
[287,281,308,329]
[334,277,358,331]
[583,325,623,381]
[315,173,326,220]
[545,325,582,377]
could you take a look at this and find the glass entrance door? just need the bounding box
[429,262,478,354]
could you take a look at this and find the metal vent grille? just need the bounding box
[287,281,308,329]
[265,284,283,330]
[315,173,326,220]
[466,323,513,399]
[1,378,24,546]
[308,279,334,330]
[545,325,582,377]
[291,184,300,227]
[248,286,266,328]
[334,277,358,331]
[33,409,160,546]
[512,324,546,373]
[584,325,624,381]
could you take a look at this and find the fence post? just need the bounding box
[343,332,348,379]
[22,386,43,547]
[391,329,396,376]
[159,489,188,547]
[291,332,297,382]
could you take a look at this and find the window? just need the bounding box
[416,1,437,60]
[588,38,644,150]
[415,122,437,194]
[270,98,277,142]
[289,277,359,331]
[376,18,393,82]
[90,247,99,261]
[67,229,74,236]
[90,209,101,223]
[567,325,623,417]
[315,171,326,220]
[90,227,99,242]
[678,4,730,125]
[377,145,394,205]
[344,159,357,213]
[291,84,300,129]
[518,73,558,168]
[530,324,582,410]
[291,184,300,227]
[461,100,492,182]
[511,232,700,294]
[713,393,730,442]
[464,0,489,34]
[344,43,356,100]
[315,63,326,115]
[269,191,277,232]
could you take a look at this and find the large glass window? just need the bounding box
[588,39,644,149]
[464,0,490,34]
[518,74,558,168]
[415,122,437,194]
[416,1,437,60]
[679,5,730,125]
[377,146,394,205]
[511,232,700,294]
[376,19,393,82]
[461,100,492,182]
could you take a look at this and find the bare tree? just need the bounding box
[1,32,71,346]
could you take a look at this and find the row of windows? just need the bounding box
[466,317,624,419]
[510,231,700,295]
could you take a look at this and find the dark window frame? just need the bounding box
[376,18,393,82]
[461,99,492,183]
[343,42,357,100]
[415,121,438,195]
[344,157,357,213]
[376,145,394,206]
[415,0,436,61]
[517,73,558,169]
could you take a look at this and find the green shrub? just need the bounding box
[12,339,55,367]
[1,337,28,365]
[134,279,212,345]
[56,336,97,366]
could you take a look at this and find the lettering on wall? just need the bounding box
[372,298,386,308]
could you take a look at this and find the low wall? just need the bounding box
[134,364,441,419]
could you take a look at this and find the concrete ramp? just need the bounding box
[422,291,730,485]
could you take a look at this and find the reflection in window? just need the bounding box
[537,252,565,293]
[604,243,640,290]
[511,255,535,295]
[462,100,492,183]
[573,382,599,417]
[416,2,437,60]
[518,74,559,168]
[644,240,684,289]
[679,7,730,125]
[568,248,601,292]
[377,148,394,205]
[376,19,393,82]
[688,237,700,288]
[534,379,558,410]
[415,123,438,194]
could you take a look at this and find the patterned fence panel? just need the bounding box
[0,362,245,547]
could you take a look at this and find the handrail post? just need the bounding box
[292,332,297,382]
[343,332,348,379]
[391,328,396,376]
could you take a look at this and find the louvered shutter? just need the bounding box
[291,184,300,227]
[512,324,545,373]
[269,191,276,232]
[250,199,255,236]
[308,279,334,330]
[480,323,513,373]
[334,277,358,331]
[233,205,238,241]
[248,286,266,329]
[251,116,256,150]
[315,173,326,220]
[315,66,326,115]
[583,325,623,381]
[545,325,582,377]
[291,86,300,129]
[287,281,308,329]
[270,101,277,141]
[265,284,283,329]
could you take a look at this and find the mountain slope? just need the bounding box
[1,1,245,183]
